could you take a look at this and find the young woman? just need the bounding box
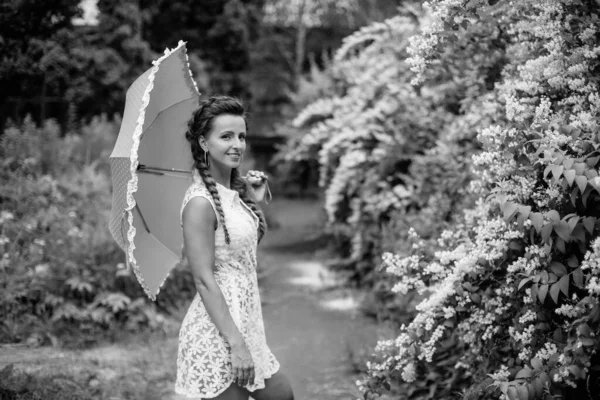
[175,95,294,400]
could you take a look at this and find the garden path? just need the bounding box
[0,197,384,400]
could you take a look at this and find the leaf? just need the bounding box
[585,169,599,179]
[583,187,592,206]
[509,240,524,251]
[518,277,532,290]
[586,155,600,167]
[545,210,560,222]
[578,323,592,337]
[570,186,579,207]
[538,284,548,303]
[584,217,596,234]
[556,237,566,253]
[553,328,564,343]
[573,162,587,175]
[530,213,543,233]
[531,358,543,371]
[541,223,553,243]
[519,205,531,219]
[550,262,567,277]
[554,221,571,242]
[568,216,579,235]
[567,255,579,268]
[560,125,574,135]
[551,165,564,180]
[558,275,569,296]
[563,158,575,169]
[549,282,561,303]
[516,367,533,379]
[568,365,584,379]
[575,175,587,193]
[563,169,576,185]
[572,225,586,243]
[573,268,584,287]
[503,201,518,220]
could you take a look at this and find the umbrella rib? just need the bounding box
[138,165,192,177]
[139,97,198,141]
[135,203,151,233]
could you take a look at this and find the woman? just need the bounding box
[175,95,294,400]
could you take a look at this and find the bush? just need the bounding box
[279,0,600,398]
[0,116,195,347]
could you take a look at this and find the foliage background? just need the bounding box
[0,0,402,347]
[5,0,600,399]
[275,0,600,399]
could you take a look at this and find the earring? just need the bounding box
[204,151,210,167]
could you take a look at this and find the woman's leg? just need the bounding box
[214,383,250,400]
[250,370,294,400]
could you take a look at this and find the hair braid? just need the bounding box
[196,160,231,244]
[231,168,267,242]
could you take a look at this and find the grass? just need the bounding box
[0,321,181,400]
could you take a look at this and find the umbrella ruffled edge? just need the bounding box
[125,40,200,301]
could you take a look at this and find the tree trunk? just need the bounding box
[294,0,308,89]
[40,73,47,122]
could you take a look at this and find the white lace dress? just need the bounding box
[175,179,280,399]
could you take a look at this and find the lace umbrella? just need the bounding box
[109,41,200,300]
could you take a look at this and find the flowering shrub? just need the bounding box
[275,0,515,286]
[0,117,195,347]
[280,0,600,398]
[357,1,600,399]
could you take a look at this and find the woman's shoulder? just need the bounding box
[180,182,217,224]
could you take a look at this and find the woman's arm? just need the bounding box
[182,197,254,386]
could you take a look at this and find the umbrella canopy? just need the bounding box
[109,41,200,300]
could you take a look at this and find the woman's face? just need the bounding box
[201,114,247,169]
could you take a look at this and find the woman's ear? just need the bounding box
[198,136,207,152]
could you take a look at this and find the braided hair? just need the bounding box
[185,95,267,244]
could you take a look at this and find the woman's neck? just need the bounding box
[209,164,232,189]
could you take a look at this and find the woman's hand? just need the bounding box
[230,340,255,387]
[245,170,270,203]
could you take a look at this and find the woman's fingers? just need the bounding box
[232,366,241,386]
[248,365,255,386]
[240,364,248,387]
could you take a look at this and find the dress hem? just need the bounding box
[174,362,280,399]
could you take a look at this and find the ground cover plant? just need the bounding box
[0,117,196,348]
[279,0,600,398]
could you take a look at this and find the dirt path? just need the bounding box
[0,197,384,400]
[257,198,382,400]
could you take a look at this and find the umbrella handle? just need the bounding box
[120,212,131,270]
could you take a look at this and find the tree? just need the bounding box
[262,0,403,88]
[140,0,265,101]
[0,0,82,125]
